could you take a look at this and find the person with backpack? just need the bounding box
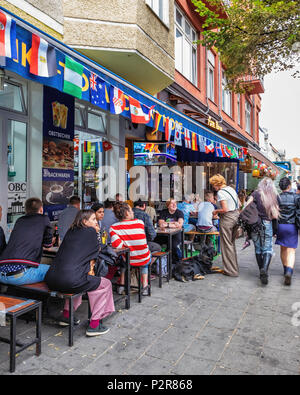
[245,178,280,285]
[275,177,300,285]
[209,174,240,277]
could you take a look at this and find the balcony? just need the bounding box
[240,76,265,95]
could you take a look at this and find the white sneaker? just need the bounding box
[117,286,125,295]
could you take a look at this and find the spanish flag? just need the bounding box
[191,133,198,151]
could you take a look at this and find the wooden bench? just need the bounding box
[3,282,89,347]
[0,294,42,373]
[184,231,220,255]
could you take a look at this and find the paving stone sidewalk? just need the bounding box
[1,239,300,375]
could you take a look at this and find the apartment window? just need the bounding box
[207,50,215,102]
[175,7,198,85]
[146,0,169,26]
[222,71,232,116]
[245,100,252,134]
[237,94,241,125]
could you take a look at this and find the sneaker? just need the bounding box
[86,322,110,337]
[117,286,125,295]
[142,286,149,296]
[58,314,81,327]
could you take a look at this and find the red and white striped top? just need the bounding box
[110,219,151,267]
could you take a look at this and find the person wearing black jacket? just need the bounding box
[133,199,161,253]
[275,177,300,285]
[45,209,115,336]
[0,198,53,285]
[0,205,6,255]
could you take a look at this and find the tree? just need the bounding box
[191,0,300,92]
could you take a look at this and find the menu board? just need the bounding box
[42,86,75,221]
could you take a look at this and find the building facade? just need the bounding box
[0,0,278,237]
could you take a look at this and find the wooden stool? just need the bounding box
[151,251,170,287]
[0,294,42,373]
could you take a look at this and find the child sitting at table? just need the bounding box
[197,191,219,247]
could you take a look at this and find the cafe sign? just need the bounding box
[207,116,223,132]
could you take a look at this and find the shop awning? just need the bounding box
[247,148,279,172]
[1,6,242,155]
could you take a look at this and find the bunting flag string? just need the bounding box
[5,12,250,161]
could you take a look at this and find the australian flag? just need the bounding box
[90,73,110,111]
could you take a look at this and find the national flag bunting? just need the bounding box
[198,136,206,153]
[0,11,17,66]
[90,73,110,111]
[191,133,198,151]
[215,143,224,157]
[165,117,175,142]
[152,111,162,134]
[110,86,126,115]
[30,34,57,77]
[63,56,83,99]
[102,140,112,151]
[174,122,182,146]
[205,139,215,154]
[129,96,154,124]
[184,128,191,149]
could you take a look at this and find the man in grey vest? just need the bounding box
[57,196,80,243]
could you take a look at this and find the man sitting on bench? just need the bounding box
[0,198,53,286]
[197,191,218,247]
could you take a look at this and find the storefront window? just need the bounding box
[88,107,107,133]
[0,81,27,113]
[7,120,27,225]
[74,130,105,208]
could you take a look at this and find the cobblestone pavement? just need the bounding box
[1,239,300,375]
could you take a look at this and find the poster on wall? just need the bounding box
[7,182,27,216]
[42,86,75,221]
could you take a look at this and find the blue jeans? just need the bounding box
[0,264,50,286]
[251,220,273,255]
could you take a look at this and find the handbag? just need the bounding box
[94,245,120,277]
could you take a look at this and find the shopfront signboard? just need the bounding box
[42,86,75,221]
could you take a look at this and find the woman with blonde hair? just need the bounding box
[246,177,280,285]
[209,174,240,277]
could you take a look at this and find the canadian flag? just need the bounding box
[129,96,154,124]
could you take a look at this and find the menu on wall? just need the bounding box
[42,86,75,221]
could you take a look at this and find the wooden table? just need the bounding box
[155,228,184,278]
[42,245,131,310]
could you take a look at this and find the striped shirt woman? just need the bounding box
[110,219,151,267]
[109,203,151,296]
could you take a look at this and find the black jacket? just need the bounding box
[45,227,101,294]
[0,227,6,255]
[278,192,300,227]
[0,214,53,263]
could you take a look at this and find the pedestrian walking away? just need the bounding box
[209,174,240,277]
[275,177,300,285]
[246,178,280,285]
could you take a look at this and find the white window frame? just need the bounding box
[222,71,232,116]
[207,50,215,102]
[245,100,252,134]
[175,6,198,85]
[146,0,169,26]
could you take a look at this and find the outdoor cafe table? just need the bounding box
[155,228,184,278]
[42,246,131,309]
